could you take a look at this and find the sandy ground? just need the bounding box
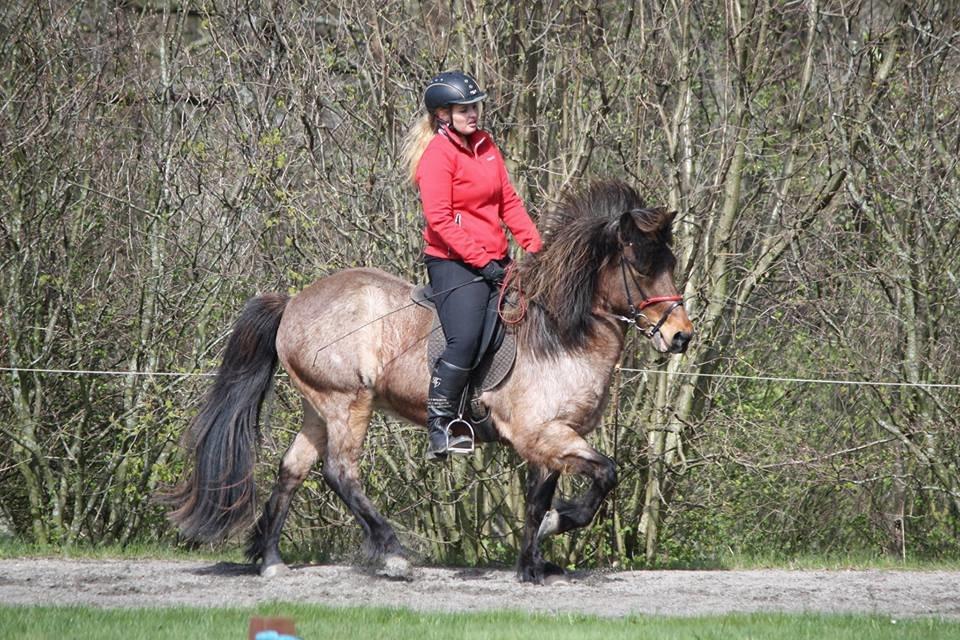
[2,558,960,618]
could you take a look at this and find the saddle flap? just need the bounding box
[426,307,516,394]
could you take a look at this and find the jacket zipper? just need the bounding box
[450,212,462,256]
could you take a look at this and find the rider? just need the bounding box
[401,70,542,461]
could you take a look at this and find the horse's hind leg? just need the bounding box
[247,399,326,577]
[320,390,410,579]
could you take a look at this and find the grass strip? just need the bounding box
[0,540,245,563]
[1,603,957,640]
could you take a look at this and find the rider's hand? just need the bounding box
[479,260,507,285]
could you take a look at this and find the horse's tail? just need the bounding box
[164,292,289,542]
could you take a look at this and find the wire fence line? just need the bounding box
[618,367,960,390]
[0,367,216,378]
[4,365,960,390]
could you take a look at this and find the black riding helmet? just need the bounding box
[423,71,487,112]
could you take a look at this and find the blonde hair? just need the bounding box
[400,112,439,185]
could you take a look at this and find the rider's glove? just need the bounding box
[479,260,507,285]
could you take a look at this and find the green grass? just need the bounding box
[0,604,957,640]
[0,539,246,563]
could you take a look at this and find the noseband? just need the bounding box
[618,252,683,339]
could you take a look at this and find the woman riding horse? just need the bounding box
[401,70,542,461]
[164,125,694,584]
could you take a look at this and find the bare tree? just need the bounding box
[1,0,958,566]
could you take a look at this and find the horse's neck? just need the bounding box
[581,314,629,368]
[538,315,627,376]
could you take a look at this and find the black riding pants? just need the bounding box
[425,257,494,370]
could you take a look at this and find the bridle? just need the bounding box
[617,247,683,340]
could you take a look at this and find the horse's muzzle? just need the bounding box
[669,330,692,354]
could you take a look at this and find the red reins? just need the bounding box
[497,263,527,325]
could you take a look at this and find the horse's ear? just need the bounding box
[661,208,678,231]
[622,207,674,235]
[616,210,635,241]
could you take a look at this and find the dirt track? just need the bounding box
[2,558,960,618]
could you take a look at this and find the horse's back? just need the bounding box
[276,267,429,399]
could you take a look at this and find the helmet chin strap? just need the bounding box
[437,118,468,142]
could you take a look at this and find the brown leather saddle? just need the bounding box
[411,283,517,445]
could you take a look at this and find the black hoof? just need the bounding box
[518,564,544,584]
[517,560,568,585]
[542,562,571,585]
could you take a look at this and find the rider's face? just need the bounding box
[440,103,479,136]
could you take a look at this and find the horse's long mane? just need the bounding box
[515,180,673,356]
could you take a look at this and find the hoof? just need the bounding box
[543,563,571,586]
[518,567,544,584]
[260,562,290,579]
[376,554,412,581]
[517,558,545,585]
[537,509,560,540]
[517,560,566,585]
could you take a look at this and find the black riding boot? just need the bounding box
[426,359,472,461]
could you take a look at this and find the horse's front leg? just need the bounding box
[516,426,618,583]
[537,446,617,539]
[517,464,560,583]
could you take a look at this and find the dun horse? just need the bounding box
[166,180,693,583]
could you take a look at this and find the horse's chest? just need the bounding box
[538,359,613,430]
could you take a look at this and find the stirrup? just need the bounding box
[426,418,476,462]
[425,418,475,461]
[444,418,475,455]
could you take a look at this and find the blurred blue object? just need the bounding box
[254,632,302,640]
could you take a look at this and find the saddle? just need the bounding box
[411,283,517,447]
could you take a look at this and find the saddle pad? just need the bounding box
[427,315,516,392]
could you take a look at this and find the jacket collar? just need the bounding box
[438,124,491,156]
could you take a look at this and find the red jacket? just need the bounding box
[415,127,542,268]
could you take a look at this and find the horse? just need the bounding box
[164,180,693,583]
